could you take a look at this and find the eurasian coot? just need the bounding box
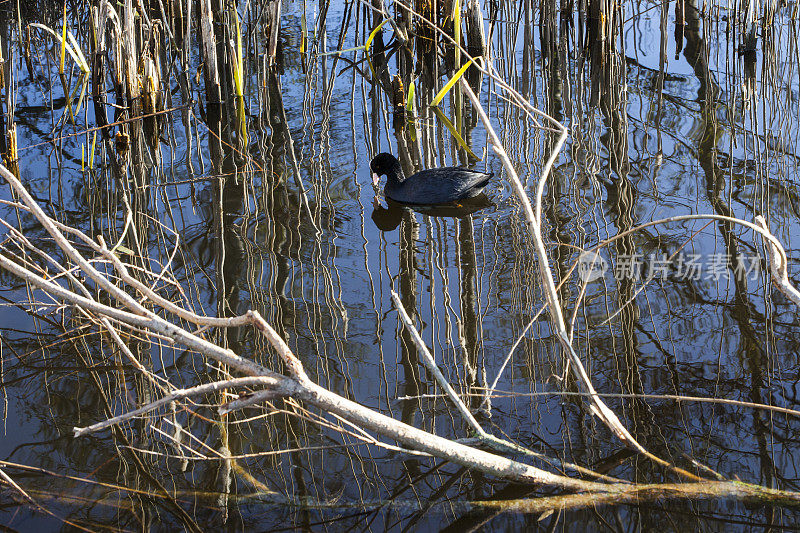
[370,153,493,205]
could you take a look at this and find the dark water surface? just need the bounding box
[0,0,799,530]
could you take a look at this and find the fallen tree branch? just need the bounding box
[458,79,703,481]
[73,376,288,436]
[0,164,613,492]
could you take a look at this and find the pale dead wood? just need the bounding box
[0,163,607,492]
[459,79,706,482]
[756,215,800,306]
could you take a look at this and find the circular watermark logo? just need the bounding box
[577,251,607,282]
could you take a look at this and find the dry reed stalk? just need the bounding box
[199,0,221,102]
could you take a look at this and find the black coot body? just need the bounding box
[370,153,493,205]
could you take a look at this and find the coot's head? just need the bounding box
[370,153,403,186]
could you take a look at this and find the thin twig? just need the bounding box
[391,290,486,437]
[74,376,286,436]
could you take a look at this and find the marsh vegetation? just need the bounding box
[0,0,799,530]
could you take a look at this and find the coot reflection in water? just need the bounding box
[370,194,494,231]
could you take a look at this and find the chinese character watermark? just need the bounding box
[576,252,762,282]
[577,251,607,282]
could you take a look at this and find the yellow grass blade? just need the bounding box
[89,131,97,169]
[432,106,480,160]
[59,2,67,74]
[301,12,306,54]
[431,59,472,107]
[365,19,388,52]
[454,0,461,68]
[321,18,388,56]
[232,8,244,97]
